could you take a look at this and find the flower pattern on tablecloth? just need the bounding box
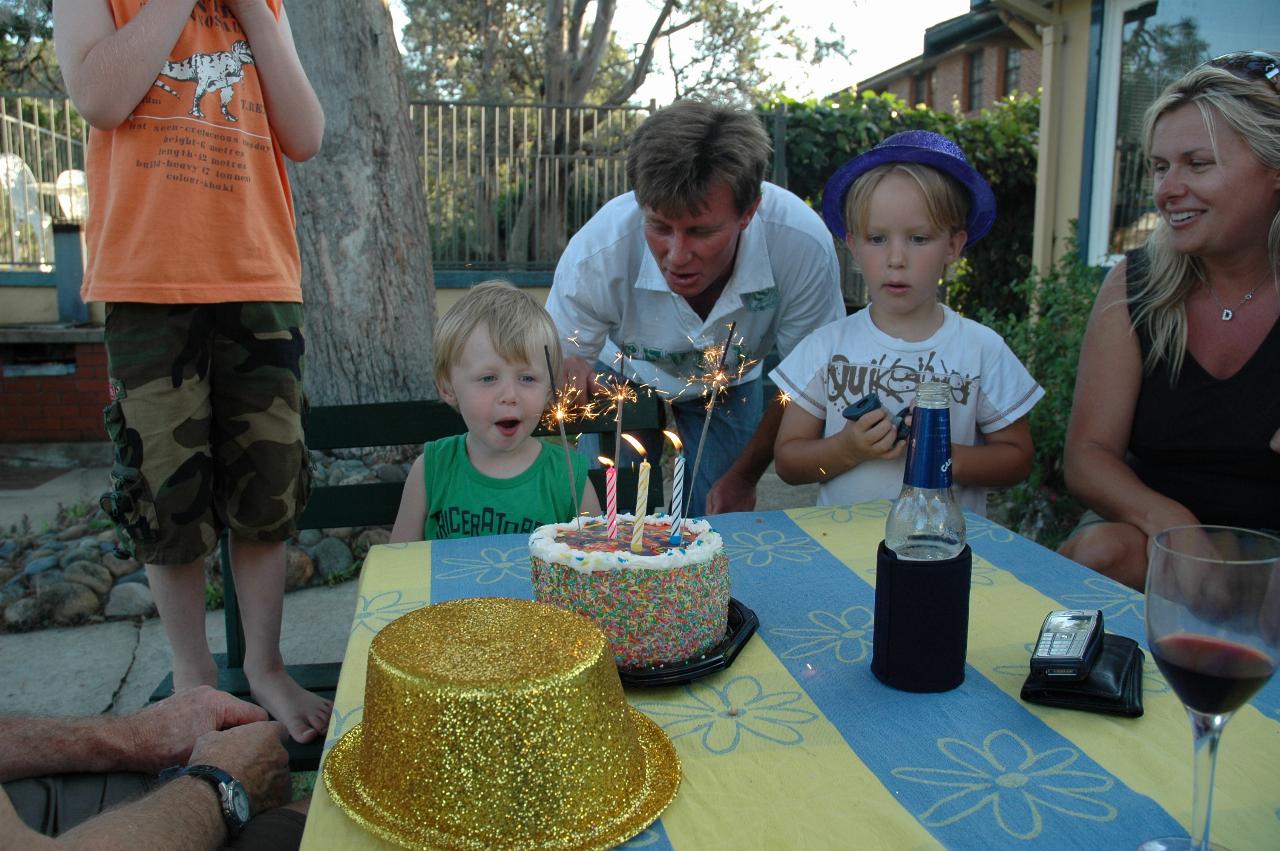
[771,606,874,664]
[992,643,1035,680]
[891,730,1116,840]
[435,545,530,584]
[1059,578,1144,623]
[634,676,818,755]
[723,529,825,568]
[791,501,891,524]
[350,590,426,637]
[963,514,1016,543]
[322,704,364,756]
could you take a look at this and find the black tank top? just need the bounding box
[1126,249,1280,529]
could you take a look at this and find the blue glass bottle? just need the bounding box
[885,380,966,560]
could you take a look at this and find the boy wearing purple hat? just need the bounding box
[770,131,1043,514]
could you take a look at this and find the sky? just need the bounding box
[388,0,970,102]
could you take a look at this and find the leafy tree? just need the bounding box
[401,0,846,265]
[400,0,845,106]
[0,0,60,92]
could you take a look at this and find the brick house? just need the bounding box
[851,3,1043,115]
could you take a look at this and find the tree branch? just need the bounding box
[567,0,615,103]
[605,0,681,105]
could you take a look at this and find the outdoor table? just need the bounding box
[299,503,1280,850]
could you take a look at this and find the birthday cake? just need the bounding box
[529,514,730,668]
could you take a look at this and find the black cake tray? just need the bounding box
[618,597,759,688]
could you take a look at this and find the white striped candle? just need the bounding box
[663,430,685,545]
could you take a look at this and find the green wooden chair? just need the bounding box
[150,394,664,769]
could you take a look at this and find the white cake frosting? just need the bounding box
[527,514,722,573]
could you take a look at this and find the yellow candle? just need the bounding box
[630,459,650,553]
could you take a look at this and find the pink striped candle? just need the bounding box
[601,458,618,540]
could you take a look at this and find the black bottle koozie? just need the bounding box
[871,540,972,693]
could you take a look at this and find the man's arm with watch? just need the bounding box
[52,720,291,849]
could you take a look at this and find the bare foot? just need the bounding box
[172,659,220,692]
[245,664,332,744]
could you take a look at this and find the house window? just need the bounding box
[1003,48,1021,96]
[912,72,929,107]
[1089,0,1280,263]
[967,50,984,111]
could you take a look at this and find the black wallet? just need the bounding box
[1021,633,1145,717]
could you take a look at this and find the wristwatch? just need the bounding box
[159,763,251,837]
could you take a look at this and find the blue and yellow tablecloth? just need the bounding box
[300,503,1280,850]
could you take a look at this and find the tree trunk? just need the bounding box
[285,0,437,405]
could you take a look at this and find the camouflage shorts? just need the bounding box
[100,302,311,565]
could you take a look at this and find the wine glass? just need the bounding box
[1138,525,1280,851]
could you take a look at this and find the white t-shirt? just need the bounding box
[769,305,1044,514]
[546,182,844,401]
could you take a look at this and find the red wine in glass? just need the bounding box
[1139,525,1280,851]
[1151,634,1276,716]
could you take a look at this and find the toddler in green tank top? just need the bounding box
[391,281,602,541]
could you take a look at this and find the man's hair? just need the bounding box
[1131,58,1280,380]
[626,100,772,216]
[433,280,562,393]
[842,162,970,240]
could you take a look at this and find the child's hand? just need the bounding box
[837,407,906,465]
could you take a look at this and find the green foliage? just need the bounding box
[323,559,362,587]
[0,0,60,92]
[399,0,846,106]
[759,91,1040,317]
[204,581,224,612]
[978,225,1103,548]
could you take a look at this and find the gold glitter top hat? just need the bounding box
[323,597,681,850]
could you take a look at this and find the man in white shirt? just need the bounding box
[547,100,844,515]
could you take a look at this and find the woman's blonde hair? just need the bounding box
[842,162,970,241]
[433,280,562,393]
[1132,57,1280,379]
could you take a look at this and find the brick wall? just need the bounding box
[0,343,109,442]
[865,44,1043,116]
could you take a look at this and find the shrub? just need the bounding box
[979,226,1103,548]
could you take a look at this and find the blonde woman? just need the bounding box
[1061,52,1280,589]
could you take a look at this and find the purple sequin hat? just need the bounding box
[821,130,997,247]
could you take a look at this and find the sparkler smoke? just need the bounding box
[545,346,583,528]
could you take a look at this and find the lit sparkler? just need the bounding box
[544,346,583,528]
[686,321,739,516]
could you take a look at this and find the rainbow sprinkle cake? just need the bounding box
[529,515,729,668]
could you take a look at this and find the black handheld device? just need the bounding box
[842,393,910,441]
[1030,609,1105,680]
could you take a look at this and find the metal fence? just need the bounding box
[412,100,650,272]
[0,97,867,304]
[0,94,88,271]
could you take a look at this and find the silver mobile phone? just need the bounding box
[1030,610,1104,680]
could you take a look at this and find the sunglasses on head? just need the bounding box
[1205,51,1280,92]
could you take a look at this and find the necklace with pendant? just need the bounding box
[1205,281,1261,321]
